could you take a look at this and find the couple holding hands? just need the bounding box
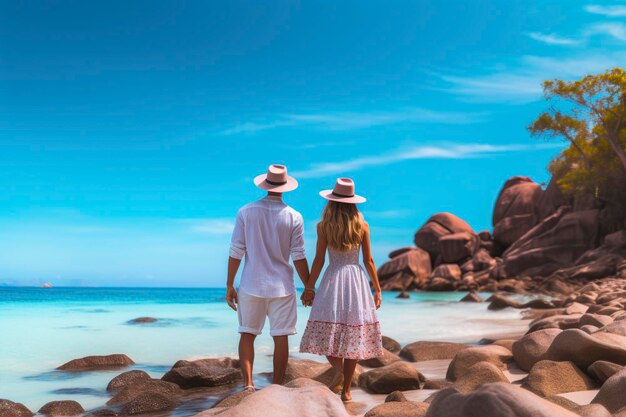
[225,164,383,402]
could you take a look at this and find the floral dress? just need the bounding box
[299,246,383,360]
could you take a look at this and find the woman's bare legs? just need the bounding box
[326,356,344,393]
[341,359,358,402]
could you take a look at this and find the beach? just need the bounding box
[0,287,529,413]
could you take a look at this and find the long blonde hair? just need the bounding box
[319,201,364,251]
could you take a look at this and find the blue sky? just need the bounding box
[1,0,625,287]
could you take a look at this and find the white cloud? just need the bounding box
[587,22,626,41]
[221,108,487,135]
[585,4,626,17]
[187,219,235,234]
[292,142,563,178]
[527,32,580,45]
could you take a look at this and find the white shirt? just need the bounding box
[229,196,306,298]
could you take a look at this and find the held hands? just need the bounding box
[374,291,382,309]
[226,286,238,311]
[301,288,315,307]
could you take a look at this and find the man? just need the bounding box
[226,164,310,390]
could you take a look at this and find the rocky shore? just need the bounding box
[2,277,626,417]
[377,175,626,296]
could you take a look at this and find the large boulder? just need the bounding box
[107,380,182,405]
[119,392,176,415]
[453,361,508,393]
[492,176,543,248]
[38,402,84,417]
[57,354,134,371]
[106,370,151,392]
[359,362,424,394]
[512,328,562,371]
[365,401,429,417]
[438,232,480,264]
[0,400,33,417]
[281,359,362,387]
[414,213,475,261]
[161,358,240,389]
[378,248,432,291]
[382,336,401,353]
[446,345,513,381]
[400,341,470,362]
[523,360,595,397]
[501,208,600,277]
[359,348,401,368]
[592,367,626,412]
[425,382,579,417]
[587,361,623,383]
[197,382,350,417]
[537,175,566,220]
[544,329,626,369]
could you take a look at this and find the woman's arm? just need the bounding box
[302,223,327,305]
[361,222,382,309]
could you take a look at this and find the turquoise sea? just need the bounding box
[0,287,529,414]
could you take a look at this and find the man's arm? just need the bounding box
[226,256,241,311]
[293,258,310,287]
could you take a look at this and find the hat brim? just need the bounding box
[319,190,366,204]
[254,174,299,192]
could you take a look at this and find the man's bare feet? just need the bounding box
[329,370,344,393]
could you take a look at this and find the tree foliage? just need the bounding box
[529,68,626,231]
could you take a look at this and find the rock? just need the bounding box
[359,362,424,394]
[587,361,623,383]
[446,345,513,381]
[385,391,407,402]
[426,382,579,417]
[425,277,455,291]
[84,410,117,417]
[119,392,176,415]
[423,379,454,390]
[492,176,543,248]
[396,291,410,299]
[430,264,462,281]
[213,389,254,408]
[438,232,480,264]
[523,360,595,397]
[522,298,555,309]
[414,213,475,260]
[512,328,562,371]
[364,402,429,417]
[492,339,516,352]
[280,359,362,387]
[161,366,238,390]
[196,383,350,417]
[565,302,589,315]
[501,208,599,277]
[579,314,613,328]
[106,370,151,393]
[460,292,483,302]
[170,357,239,369]
[575,404,612,417]
[544,329,626,369]
[57,354,134,371]
[453,361,508,393]
[400,341,469,362]
[382,336,401,353]
[107,380,182,405]
[592,367,626,412]
[537,175,566,220]
[595,320,626,336]
[359,348,401,368]
[0,400,33,417]
[378,248,432,291]
[389,247,418,258]
[487,294,523,310]
[128,317,157,324]
[38,401,84,417]
[527,314,582,333]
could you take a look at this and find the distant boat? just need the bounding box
[41,283,53,288]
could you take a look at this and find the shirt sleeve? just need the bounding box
[290,213,306,261]
[229,210,246,259]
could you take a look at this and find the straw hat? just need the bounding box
[319,178,366,204]
[253,164,298,192]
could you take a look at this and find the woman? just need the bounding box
[299,177,383,403]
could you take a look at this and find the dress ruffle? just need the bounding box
[299,320,383,360]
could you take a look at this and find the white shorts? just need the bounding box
[237,290,297,336]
